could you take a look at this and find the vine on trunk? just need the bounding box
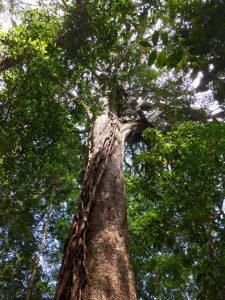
[55,112,120,300]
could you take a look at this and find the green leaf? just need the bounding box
[139,40,151,47]
[166,51,183,68]
[152,31,159,46]
[148,50,157,66]
[156,51,167,68]
[161,32,169,44]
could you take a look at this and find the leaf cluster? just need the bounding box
[127,122,225,299]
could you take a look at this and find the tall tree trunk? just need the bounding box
[55,112,143,300]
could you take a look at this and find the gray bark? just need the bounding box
[54,112,148,300]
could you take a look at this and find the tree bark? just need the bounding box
[54,112,143,300]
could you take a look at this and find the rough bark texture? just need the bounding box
[54,112,138,300]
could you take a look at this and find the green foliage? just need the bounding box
[1,0,225,299]
[142,0,225,103]
[128,122,225,299]
[139,40,151,48]
[0,8,85,299]
[148,50,157,66]
[0,1,143,298]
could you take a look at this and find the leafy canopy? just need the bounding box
[0,0,225,299]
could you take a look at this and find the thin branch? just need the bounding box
[25,204,53,300]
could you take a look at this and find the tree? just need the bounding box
[128,122,225,299]
[0,0,225,299]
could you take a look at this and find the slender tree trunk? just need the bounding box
[55,112,143,300]
[26,204,52,300]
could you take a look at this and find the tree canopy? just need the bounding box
[0,0,225,299]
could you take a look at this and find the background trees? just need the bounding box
[128,122,225,299]
[0,0,225,299]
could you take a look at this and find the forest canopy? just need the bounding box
[0,0,225,299]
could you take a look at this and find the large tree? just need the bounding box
[0,0,225,299]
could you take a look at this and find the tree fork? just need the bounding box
[54,112,147,300]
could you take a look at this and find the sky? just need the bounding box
[0,0,48,31]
